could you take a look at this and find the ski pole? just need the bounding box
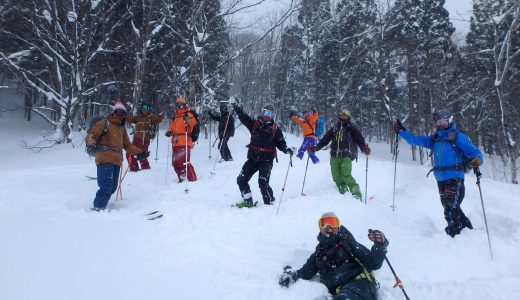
[301,156,310,196]
[384,256,411,300]
[391,121,401,211]
[474,167,494,260]
[184,130,189,193]
[208,120,212,158]
[276,153,293,216]
[165,138,170,185]
[211,108,234,175]
[116,164,130,201]
[364,153,368,204]
[154,123,160,161]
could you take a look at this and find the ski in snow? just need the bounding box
[85,175,96,180]
[145,211,163,220]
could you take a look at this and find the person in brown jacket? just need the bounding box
[125,102,163,171]
[85,102,149,210]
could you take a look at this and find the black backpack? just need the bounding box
[189,109,200,142]
[86,117,109,157]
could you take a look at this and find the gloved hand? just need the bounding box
[136,151,150,160]
[362,144,371,155]
[279,266,297,287]
[470,157,481,168]
[231,98,240,109]
[286,148,294,156]
[391,119,406,133]
[289,110,297,117]
[183,114,191,124]
[307,146,317,153]
[165,131,172,137]
[368,229,388,245]
[312,108,317,113]
[86,144,97,153]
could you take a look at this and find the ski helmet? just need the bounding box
[112,101,127,115]
[432,108,452,122]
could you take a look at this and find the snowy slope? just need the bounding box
[0,104,519,300]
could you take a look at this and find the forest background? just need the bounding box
[0,0,518,184]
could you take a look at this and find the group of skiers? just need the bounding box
[86,98,483,300]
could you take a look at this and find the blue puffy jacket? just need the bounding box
[399,123,483,181]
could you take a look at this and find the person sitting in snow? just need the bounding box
[392,108,483,237]
[231,100,293,208]
[309,108,370,200]
[85,102,149,211]
[279,212,388,300]
[290,108,319,164]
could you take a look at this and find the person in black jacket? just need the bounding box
[208,104,235,161]
[310,108,370,200]
[279,212,388,300]
[232,102,293,208]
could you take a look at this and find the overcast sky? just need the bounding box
[228,0,474,39]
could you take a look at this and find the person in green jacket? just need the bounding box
[279,212,388,300]
[310,108,370,200]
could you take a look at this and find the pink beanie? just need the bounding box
[112,102,127,113]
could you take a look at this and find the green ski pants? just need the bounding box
[330,156,362,199]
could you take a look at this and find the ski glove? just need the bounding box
[286,148,294,156]
[307,146,317,153]
[136,151,150,160]
[363,144,371,155]
[470,157,482,168]
[183,114,191,125]
[279,266,297,287]
[165,131,172,137]
[289,110,297,117]
[392,119,406,133]
[368,229,388,245]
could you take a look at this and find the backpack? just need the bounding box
[332,123,358,161]
[86,117,109,157]
[252,119,277,138]
[430,129,472,174]
[189,109,200,142]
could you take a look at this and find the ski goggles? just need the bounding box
[318,215,340,229]
[434,118,449,127]
[339,109,351,118]
[141,104,152,111]
[176,103,187,109]
[261,109,274,118]
[113,109,126,116]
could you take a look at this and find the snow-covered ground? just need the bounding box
[1,91,519,300]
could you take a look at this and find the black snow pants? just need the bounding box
[218,136,233,161]
[437,178,473,237]
[237,158,274,204]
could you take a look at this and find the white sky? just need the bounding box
[229,0,474,38]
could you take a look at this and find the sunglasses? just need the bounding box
[141,104,152,110]
[434,118,449,127]
[113,109,126,116]
[318,216,340,229]
[262,109,274,118]
[176,103,187,109]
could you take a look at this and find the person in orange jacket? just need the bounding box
[165,97,197,182]
[125,102,163,171]
[291,109,319,164]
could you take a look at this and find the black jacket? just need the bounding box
[295,226,387,295]
[208,111,235,138]
[235,107,289,161]
[316,120,366,159]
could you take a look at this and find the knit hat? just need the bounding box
[112,102,127,113]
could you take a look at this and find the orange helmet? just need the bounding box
[175,97,187,104]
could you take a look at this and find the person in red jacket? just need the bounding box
[165,97,197,182]
[125,102,163,171]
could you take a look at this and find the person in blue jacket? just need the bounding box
[392,108,483,237]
